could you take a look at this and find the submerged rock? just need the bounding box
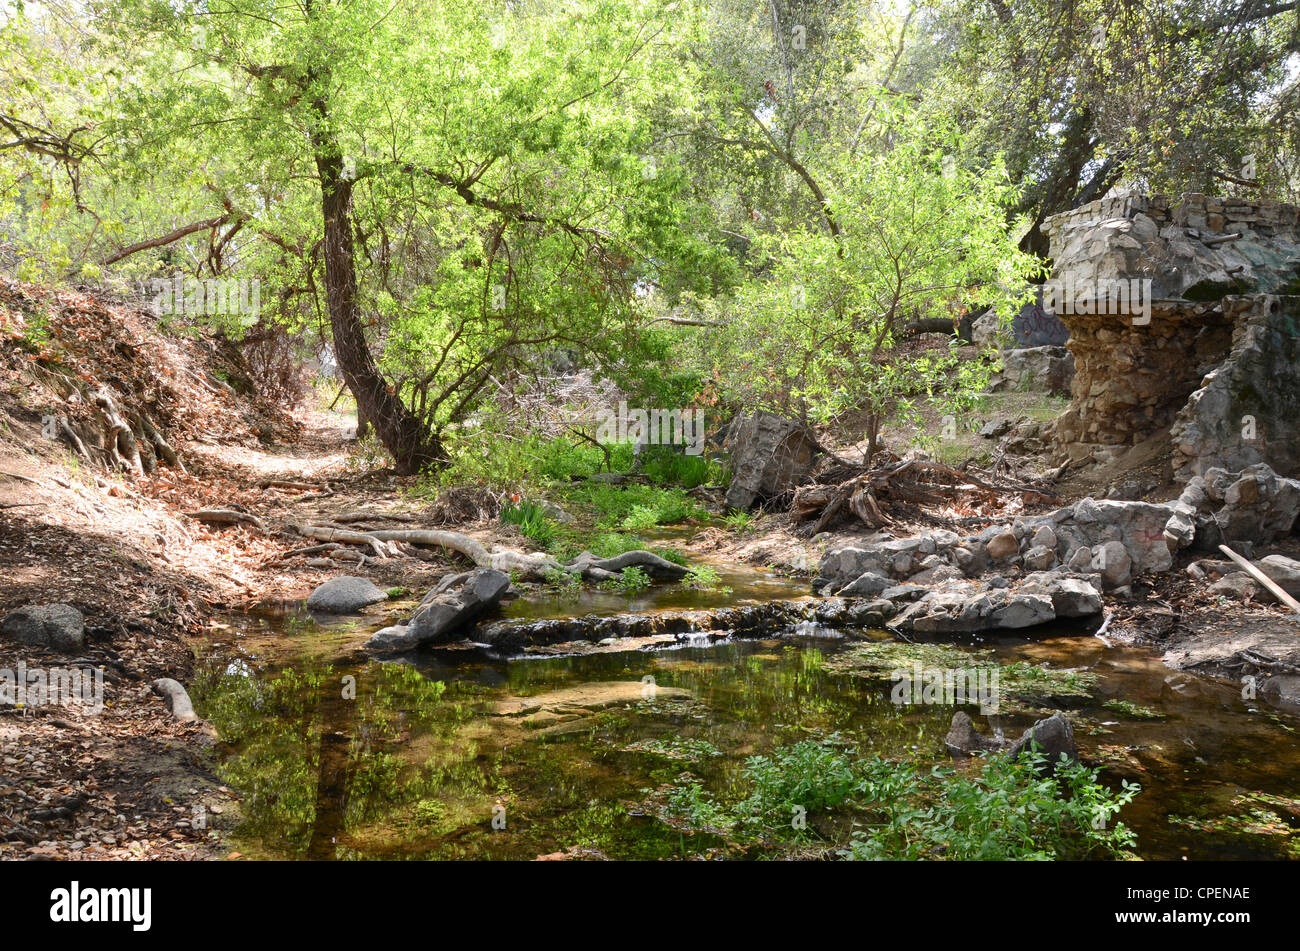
[1,603,85,652]
[306,576,388,614]
[1006,713,1078,773]
[944,712,1005,757]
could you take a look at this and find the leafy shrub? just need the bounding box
[599,566,652,594]
[843,753,1140,861]
[681,564,731,593]
[620,504,661,533]
[542,567,582,595]
[658,739,1140,859]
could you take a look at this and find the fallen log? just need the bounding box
[151,678,198,721]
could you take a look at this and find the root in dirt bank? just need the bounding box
[0,276,300,479]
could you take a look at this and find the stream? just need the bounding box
[190,565,1300,861]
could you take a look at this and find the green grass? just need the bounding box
[500,500,558,546]
[1103,699,1166,720]
[721,509,754,531]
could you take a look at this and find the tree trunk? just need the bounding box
[313,135,444,475]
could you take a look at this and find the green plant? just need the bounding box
[1103,699,1165,720]
[843,753,1140,861]
[500,500,558,546]
[542,567,582,596]
[589,532,647,559]
[413,799,447,826]
[721,509,753,531]
[680,564,731,594]
[599,566,652,594]
[638,447,724,488]
[619,504,661,533]
[653,739,1140,859]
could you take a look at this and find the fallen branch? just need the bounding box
[1218,544,1300,617]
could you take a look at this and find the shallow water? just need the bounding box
[500,562,811,620]
[192,582,1300,861]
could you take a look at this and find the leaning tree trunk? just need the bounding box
[313,147,444,475]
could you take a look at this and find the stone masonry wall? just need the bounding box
[1041,192,1300,475]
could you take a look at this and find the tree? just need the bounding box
[12,0,721,474]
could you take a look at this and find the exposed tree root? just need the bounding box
[186,509,266,531]
[792,458,1062,532]
[287,524,690,582]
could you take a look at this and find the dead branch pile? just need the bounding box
[422,486,503,525]
[791,458,1060,534]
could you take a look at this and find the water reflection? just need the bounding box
[191,615,1300,861]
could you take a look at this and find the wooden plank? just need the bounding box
[1218,544,1300,617]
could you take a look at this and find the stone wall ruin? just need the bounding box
[1038,193,1300,479]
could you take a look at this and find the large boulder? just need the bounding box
[1040,577,1103,618]
[723,411,821,511]
[306,576,388,614]
[836,571,892,598]
[1,603,85,652]
[366,568,510,652]
[1022,497,1175,583]
[989,593,1055,629]
[998,346,1075,395]
[1257,555,1300,598]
